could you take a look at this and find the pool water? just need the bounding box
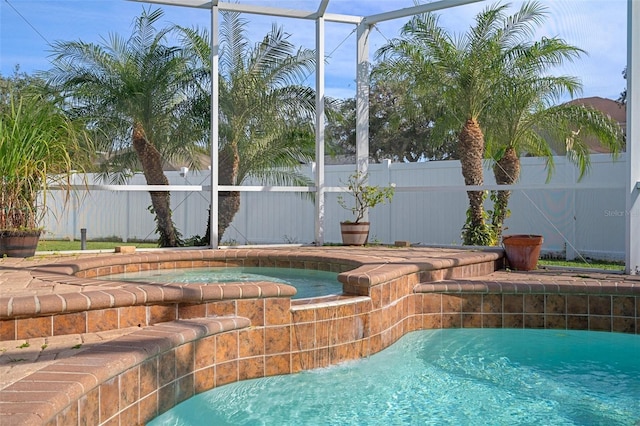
[100,267,342,299]
[149,329,640,426]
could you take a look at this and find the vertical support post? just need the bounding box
[210,4,220,249]
[80,228,87,250]
[124,191,130,243]
[315,16,326,246]
[626,0,640,274]
[355,22,370,222]
[382,158,392,243]
[567,157,577,260]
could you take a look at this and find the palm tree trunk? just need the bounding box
[202,144,241,244]
[132,122,179,247]
[459,117,489,245]
[218,144,241,243]
[492,146,520,242]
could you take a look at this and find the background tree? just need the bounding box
[369,77,456,162]
[0,67,44,105]
[325,77,456,163]
[44,8,203,247]
[374,1,571,245]
[325,97,356,160]
[176,12,318,242]
[618,67,627,105]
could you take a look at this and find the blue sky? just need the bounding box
[0,0,628,102]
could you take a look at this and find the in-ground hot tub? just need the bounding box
[97,266,343,299]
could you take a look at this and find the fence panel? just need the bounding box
[41,154,626,260]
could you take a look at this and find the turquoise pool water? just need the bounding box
[149,329,640,425]
[100,267,342,299]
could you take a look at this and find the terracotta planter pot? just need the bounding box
[0,231,41,258]
[340,222,370,246]
[502,234,543,271]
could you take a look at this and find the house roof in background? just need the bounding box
[564,96,626,154]
[567,96,626,126]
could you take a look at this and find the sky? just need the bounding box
[0,0,629,102]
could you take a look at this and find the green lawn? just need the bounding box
[37,240,158,252]
[537,258,625,271]
[35,241,626,273]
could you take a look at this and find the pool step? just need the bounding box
[418,256,504,282]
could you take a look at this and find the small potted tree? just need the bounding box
[0,91,91,257]
[337,171,394,245]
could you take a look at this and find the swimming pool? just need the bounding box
[149,328,640,425]
[99,266,342,299]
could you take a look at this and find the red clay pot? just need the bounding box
[502,234,543,271]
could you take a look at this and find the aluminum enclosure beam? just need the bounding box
[355,22,370,223]
[129,0,361,23]
[626,0,639,274]
[315,15,326,245]
[209,5,219,248]
[363,0,484,24]
[317,0,330,16]
[128,0,213,9]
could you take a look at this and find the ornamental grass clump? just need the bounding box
[0,92,90,234]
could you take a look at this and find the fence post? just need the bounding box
[80,228,87,250]
[124,192,130,243]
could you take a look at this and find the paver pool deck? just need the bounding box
[0,246,638,425]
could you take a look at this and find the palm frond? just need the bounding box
[220,11,249,76]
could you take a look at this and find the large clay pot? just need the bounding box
[502,234,543,271]
[0,231,41,258]
[340,222,370,246]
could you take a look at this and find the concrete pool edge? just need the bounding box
[0,247,638,425]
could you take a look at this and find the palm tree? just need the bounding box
[176,12,318,242]
[485,69,624,241]
[375,2,553,245]
[44,8,204,247]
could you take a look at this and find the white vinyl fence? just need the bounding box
[43,153,628,260]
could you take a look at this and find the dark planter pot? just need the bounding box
[502,234,544,271]
[0,231,42,258]
[340,222,370,246]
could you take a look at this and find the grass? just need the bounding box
[538,258,625,271]
[37,240,158,252]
